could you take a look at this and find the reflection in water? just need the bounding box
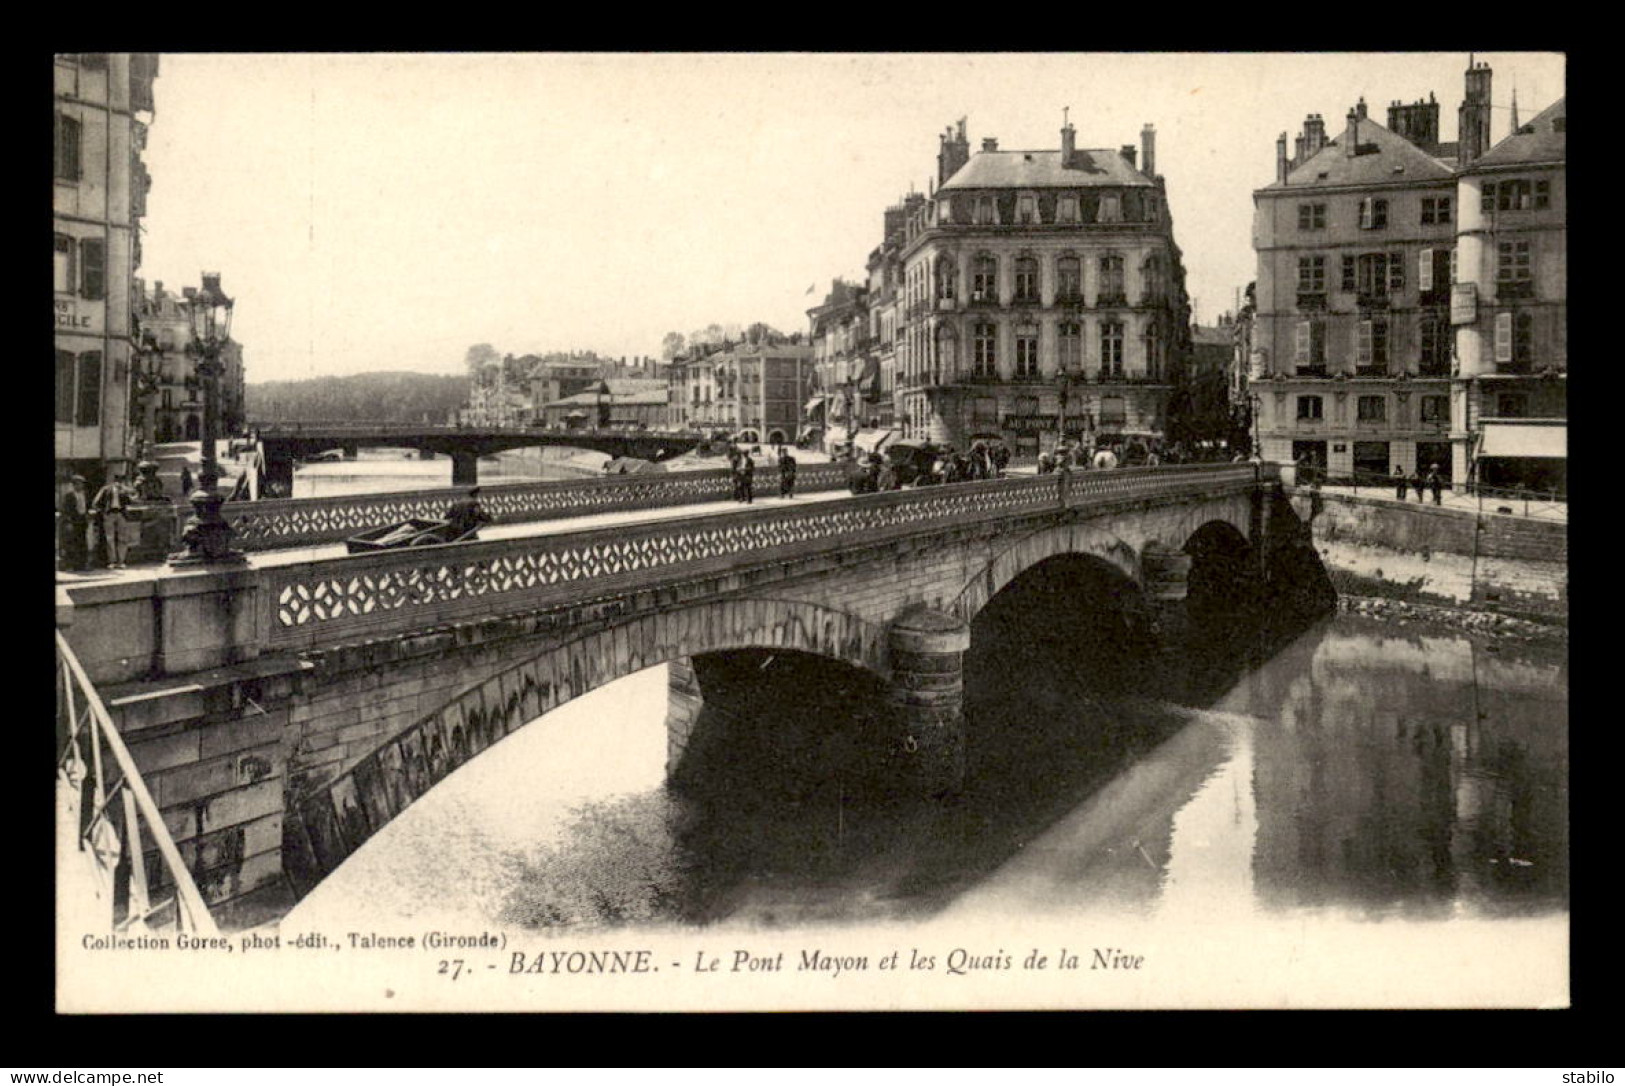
[288,611,1567,933]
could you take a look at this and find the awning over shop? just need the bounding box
[1479,421,1566,459]
[852,429,896,454]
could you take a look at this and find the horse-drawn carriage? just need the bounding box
[344,518,480,553]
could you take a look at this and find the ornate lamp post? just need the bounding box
[169,273,247,567]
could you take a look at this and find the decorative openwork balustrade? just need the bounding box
[227,463,854,551]
[57,631,220,937]
[266,463,1269,651]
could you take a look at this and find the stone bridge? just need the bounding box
[59,463,1324,928]
[251,421,707,491]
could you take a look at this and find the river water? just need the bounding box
[287,606,1568,936]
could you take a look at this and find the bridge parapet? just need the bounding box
[265,464,1268,653]
[227,463,852,551]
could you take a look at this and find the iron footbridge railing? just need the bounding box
[57,631,219,937]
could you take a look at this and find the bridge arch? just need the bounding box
[951,520,1145,625]
[284,597,889,896]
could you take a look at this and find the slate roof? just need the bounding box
[1262,117,1457,191]
[1473,97,1565,168]
[941,148,1155,190]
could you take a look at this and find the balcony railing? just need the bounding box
[967,291,1000,308]
[1296,291,1327,311]
[57,631,219,937]
[1096,293,1129,308]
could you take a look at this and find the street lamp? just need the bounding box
[169,272,246,567]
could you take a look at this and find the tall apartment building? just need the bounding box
[133,278,246,445]
[54,52,159,487]
[1251,59,1562,491]
[731,340,814,444]
[806,279,874,449]
[1453,96,1566,494]
[894,116,1191,458]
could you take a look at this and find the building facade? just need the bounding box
[133,278,247,446]
[1250,59,1561,490]
[806,280,874,450]
[1452,96,1566,494]
[55,52,159,487]
[895,117,1191,459]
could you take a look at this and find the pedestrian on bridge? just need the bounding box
[738,452,755,504]
[778,448,797,498]
[1393,465,1407,500]
[445,486,491,540]
[58,475,89,572]
[180,463,194,498]
[91,471,137,569]
[1410,468,1425,502]
[1428,465,1444,506]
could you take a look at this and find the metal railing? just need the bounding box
[226,462,854,551]
[1295,469,1566,520]
[57,631,219,936]
[264,463,1269,651]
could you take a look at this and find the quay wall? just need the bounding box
[1292,489,1567,621]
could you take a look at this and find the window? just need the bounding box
[1015,325,1039,377]
[1535,180,1551,209]
[54,113,81,181]
[1018,195,1036,224]
[1419,248,1450,294]
[972,322,997,377]
[1298,203,1327,230]
[938,198,953,224]
[55,351,75,423]
[1357,395,1386,422]
[1056,256,1082,301]
[1495,180,1535,211]
[972,255,998,303]
[54,234,75,293]
[1014,256,1039,303]
[1100,322,1124,376]
[1297,395,1324,420]
[1497,240,1532,283]
[1097,255,1125,304]
[1058,321,1082,372]
[1359,197,1388,229]
[1356,318,1389,370]
[1098,195,1121,223]
[1057,196,1079,224]
[975,197,995,225]
[1421,197,1452,224]
[1145,323,1162,379]
[78,238,106,301]
[1389,251,1405,293]
[1295,319,1327,369]
[935,257,955,301]
[934,325,956,377]
[1352,252,1403,298]
[1297,255,1326,293]
[1492,311,1536,366]
[1420,395,1448,423]
[1342,255,1357,292]
[1419,314,1450,375]
[75,351,101,427]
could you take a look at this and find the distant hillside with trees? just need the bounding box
[246,371,469,424]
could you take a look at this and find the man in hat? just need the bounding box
[778,447,797,499]
[1427,464,1445,506]
[445,486,491,540]
[58,475,89,572]
[91,470,137,569]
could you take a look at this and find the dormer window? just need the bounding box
[975,196,995,225]
[938,197,953,224]
[1017,195,1036,224]
[1359,197,1388,229]
[1098,194,1121,223]
[1058,195,1079,223]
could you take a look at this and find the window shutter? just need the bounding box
[1357,320,1372,363]
[1389,251,1405,291]
[1419,249,1433,292]
[1494,312,1513,363]
[79,238,105,300]
[1296,321,1311,364]
[1449,247,1457,284]
[75,351,102,427]
[1359,198,1371,228]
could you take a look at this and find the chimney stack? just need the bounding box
[1356,96,1368,120]
[936,117,970,185]
[1304,113,1327,157]
[1141,123,1156,177]
[1060,118,1076,165]
[1458,57,1494,167]
[1120,144,1137,168]
[1276,132,1289,184]
[981,137,999,152]
[1345,107,1360,156]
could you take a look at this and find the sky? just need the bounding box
[138,52,1566,383]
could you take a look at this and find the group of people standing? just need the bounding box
[57,463,171,572]
[1394,464,1447,505]
[726,446,798,504]
[1037,442,1143,474]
